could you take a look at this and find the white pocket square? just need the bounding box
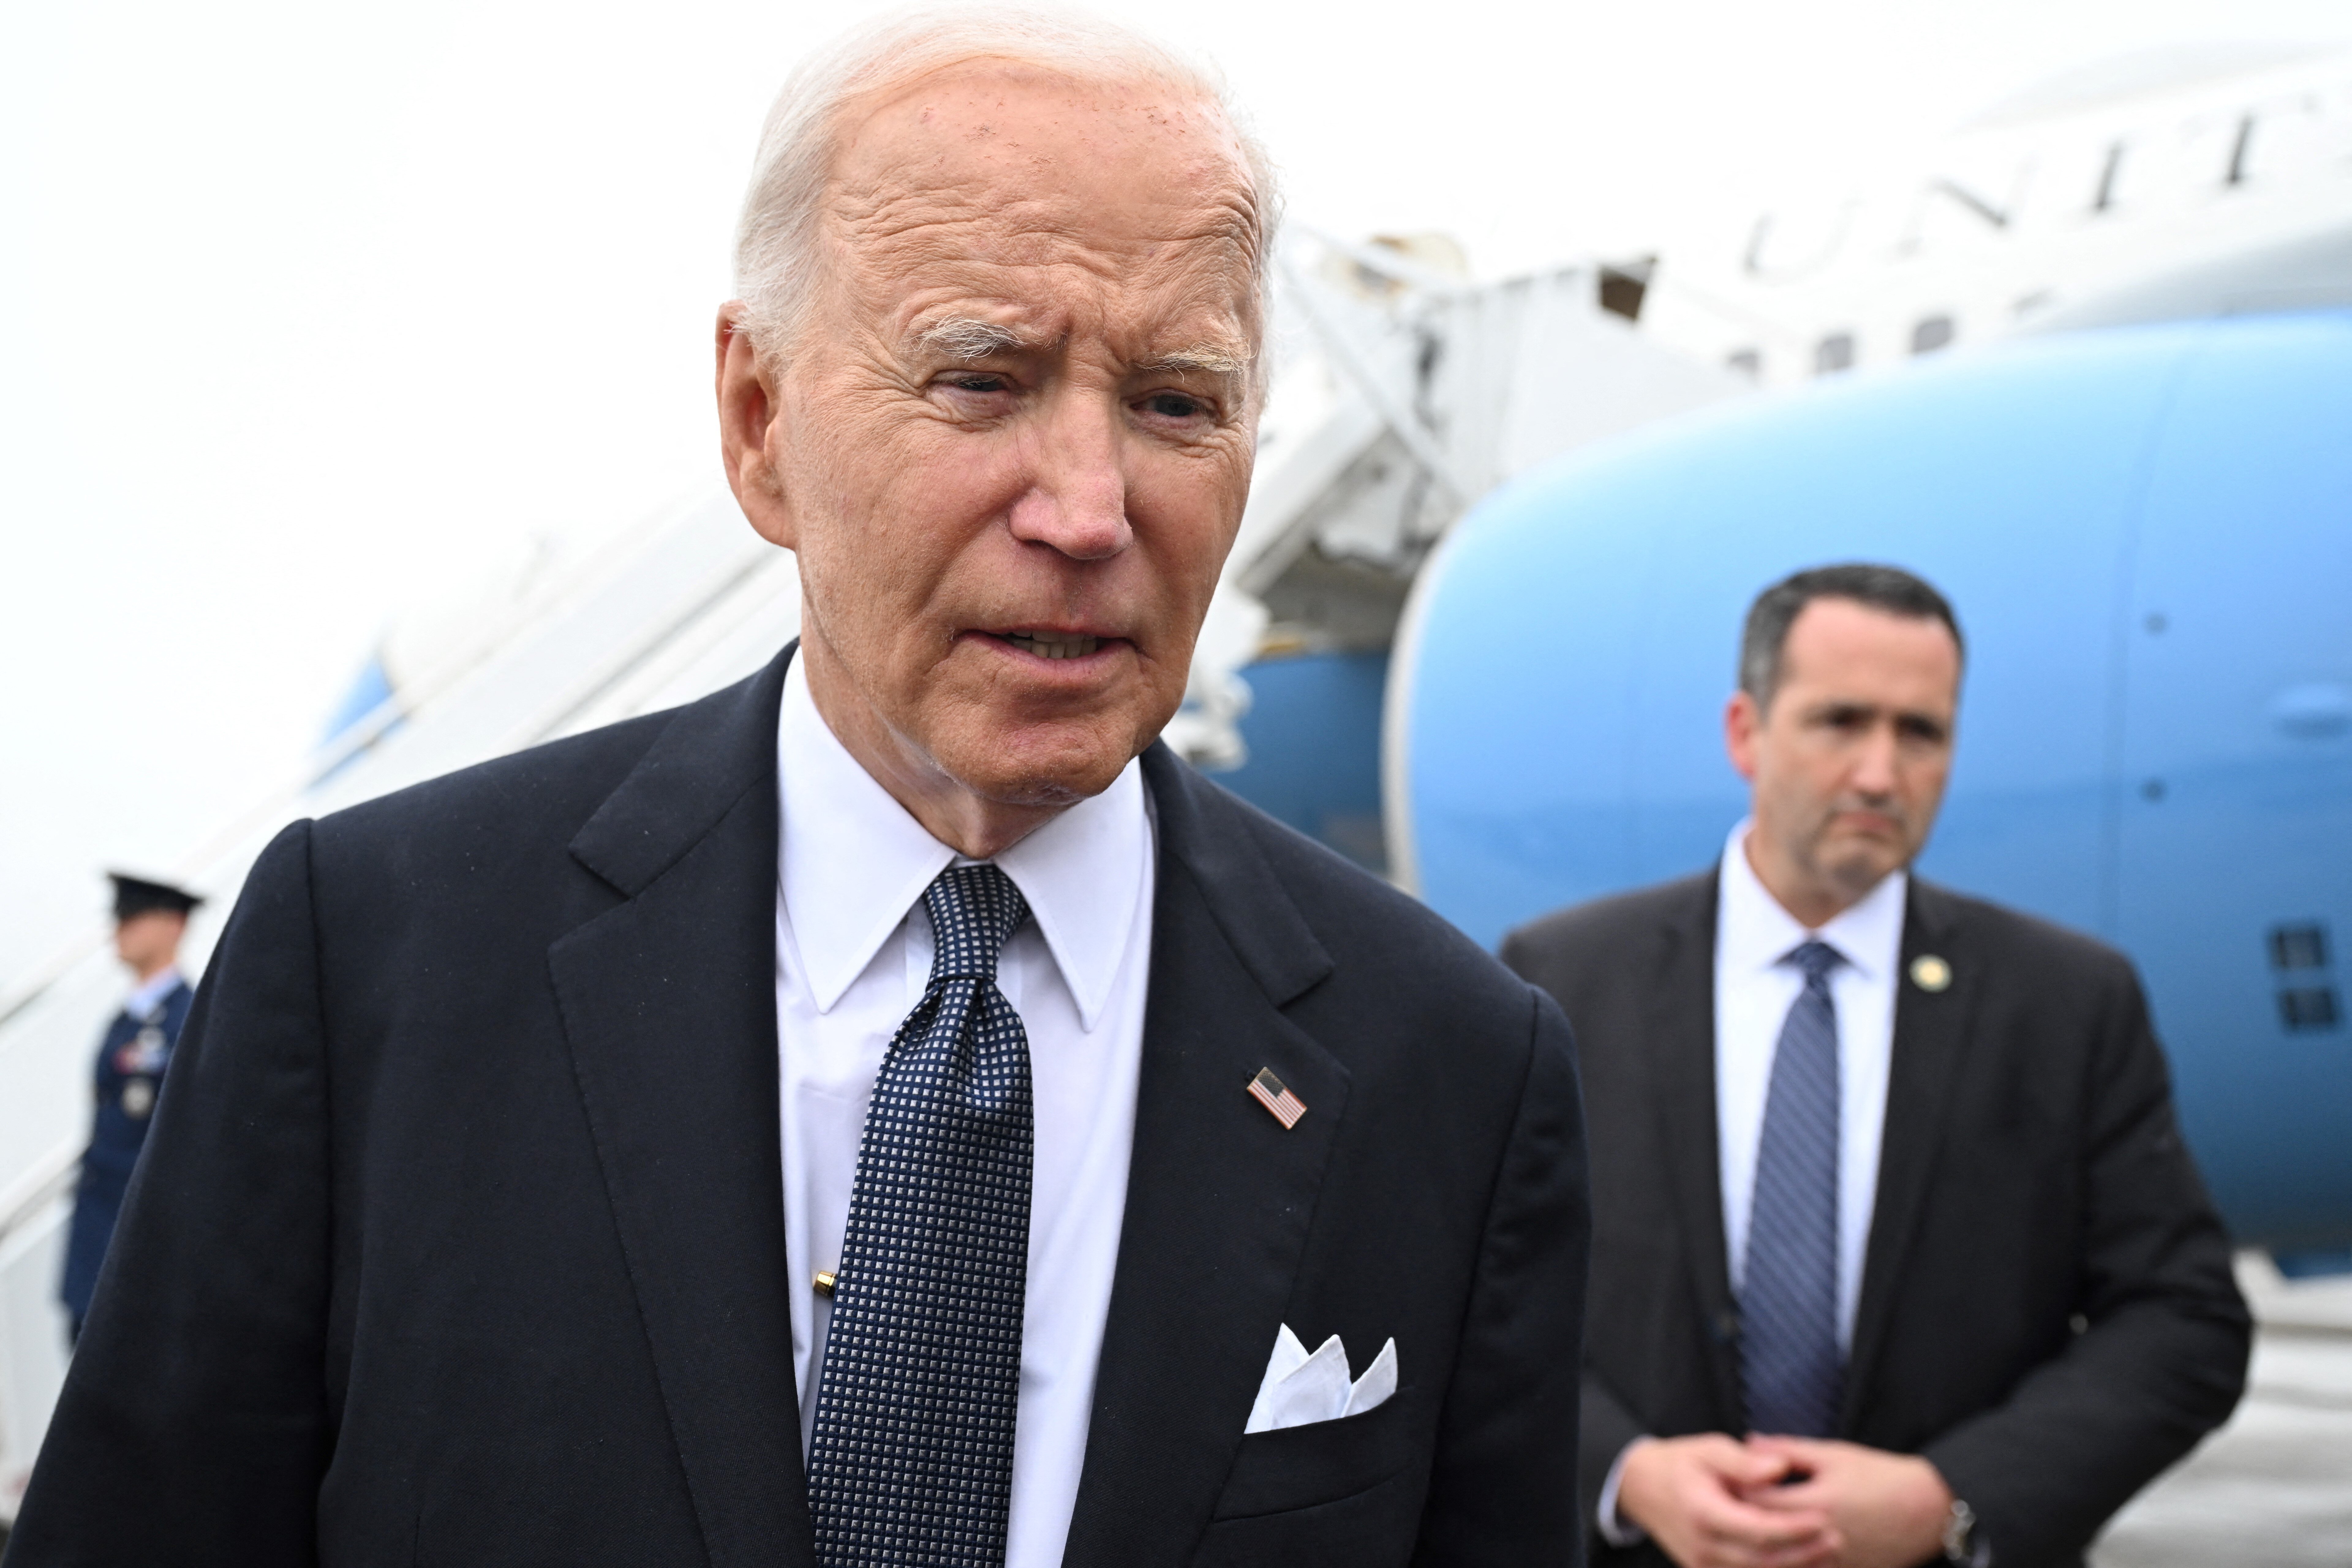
[1243,1324,1398,1434]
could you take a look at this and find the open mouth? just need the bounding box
[999,629,1104,661]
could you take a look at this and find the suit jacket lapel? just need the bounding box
[550,644,812,1568]
[1647,875,1747,1427]
[1061,747,1345,1568]
[1840,879,1978,1430]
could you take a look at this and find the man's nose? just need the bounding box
[1851,724,1902,794]
[1005,387,1133,562]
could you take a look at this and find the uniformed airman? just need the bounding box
[60,873,203,1343]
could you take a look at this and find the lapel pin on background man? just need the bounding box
[1504,564,2249,1568]
[58,873,201,1347]
[7,10,1590,1565]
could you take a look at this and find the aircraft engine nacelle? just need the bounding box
[1392,311,2352,1255]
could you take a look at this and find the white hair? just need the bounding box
[730,5,1280,363]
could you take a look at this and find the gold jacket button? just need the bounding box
[1910,954,1952,993]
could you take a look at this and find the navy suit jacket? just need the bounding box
[61,978,194,1320]
[10,644,1590,1568]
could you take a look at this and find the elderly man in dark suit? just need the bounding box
[1503,564,2247,1568]
[7,11,1588,1568]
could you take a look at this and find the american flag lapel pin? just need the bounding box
[1247,1066,1307,1129]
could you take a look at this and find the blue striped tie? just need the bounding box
[808,865,1033,1567]
[1741,938,1844,1437]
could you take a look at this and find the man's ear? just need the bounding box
[716,303,796,550]
[1725,690,1763,783]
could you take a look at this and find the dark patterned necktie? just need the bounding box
[1741,938,1844,1437]
[808,864,1034,1566]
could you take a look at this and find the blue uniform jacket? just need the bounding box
[62,978,195,1321]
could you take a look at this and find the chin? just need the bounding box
[1826,851,1903,892]
[944,721,1139,809]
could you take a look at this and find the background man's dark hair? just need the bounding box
[1739,563,1965,709]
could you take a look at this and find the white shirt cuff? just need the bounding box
[1596,1439,1649,1547]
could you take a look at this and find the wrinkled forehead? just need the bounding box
[816,61,1265,345]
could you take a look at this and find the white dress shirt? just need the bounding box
[123,964,185,1021]
[1714,819,1905,1352]
[1601,822,1905,1543]
[773,658,1156,1568]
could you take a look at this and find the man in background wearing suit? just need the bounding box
[9,12,1587,1566]
[1504,564,2248,1568]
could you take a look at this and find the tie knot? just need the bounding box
[1785,939,1842,986]
[923,864,1029,983]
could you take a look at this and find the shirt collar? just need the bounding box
[1717,819,1907,981]
[775,656,1150,1029]
[124,965,183,1020]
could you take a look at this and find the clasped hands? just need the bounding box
[1616,1431,1955,1568]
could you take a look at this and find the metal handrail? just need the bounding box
[0,493,739,1036]
[0,1140,80,1253]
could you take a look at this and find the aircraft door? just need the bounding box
[2113,315,2352,1249]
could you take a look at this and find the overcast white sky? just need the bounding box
[3,0,2347,985]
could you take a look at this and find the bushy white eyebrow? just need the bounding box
[914,317,1253,378]
[915,317,1033,360]
[1137,344,1250,376]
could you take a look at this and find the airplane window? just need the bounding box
[2278,987,2341,1032]
[1726,349,1762,379]
[1598,260,1655,321]
[1814,334,1855,375]
[2270,922,2331,971]
[1912,317,1956,355]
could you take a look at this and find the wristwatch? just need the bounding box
[1942,1499,1992,1566]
